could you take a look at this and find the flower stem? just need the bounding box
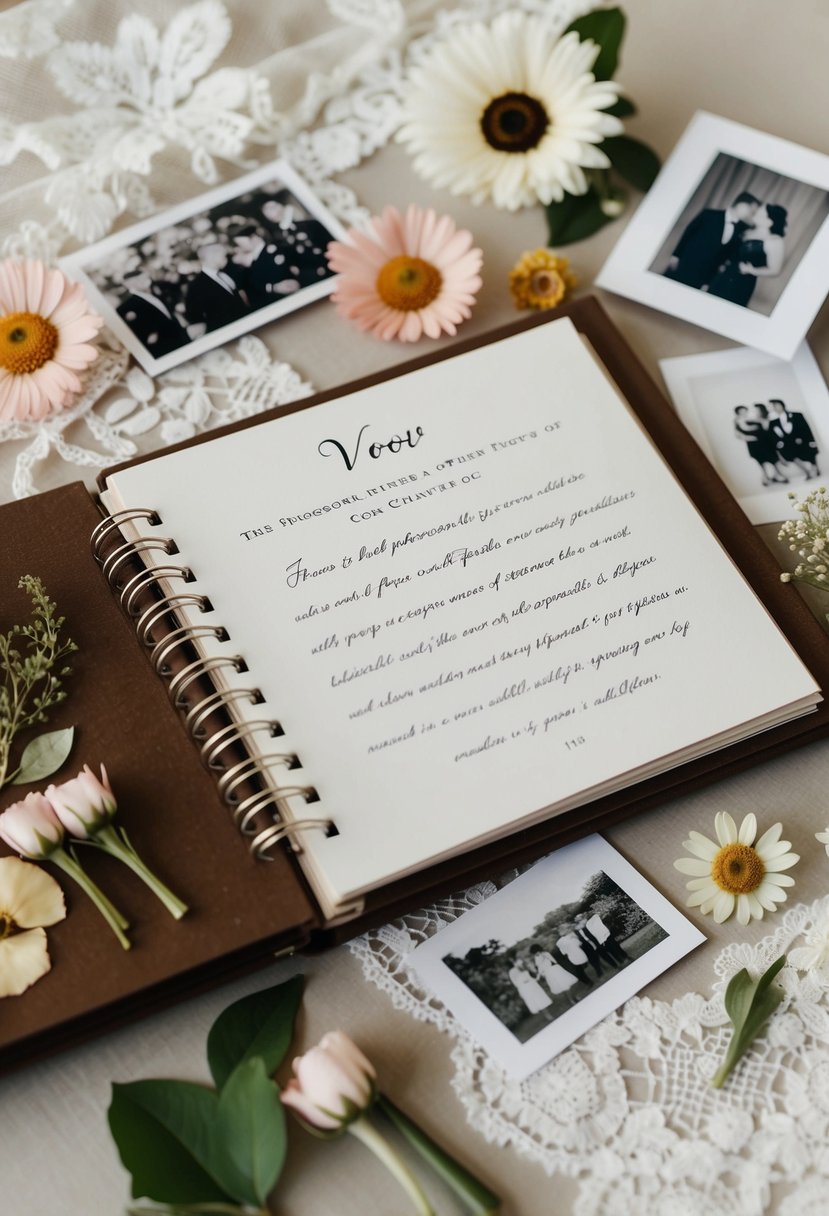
[49,847,131,950]
[348,1115,435,1216]
[91,825,188,920]
[377,1094,501,1214]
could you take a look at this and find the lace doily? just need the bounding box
[0,0,595,496]
[351,889,829,1215]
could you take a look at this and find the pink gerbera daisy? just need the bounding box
[326,205,483,342]
[0,259,103,422]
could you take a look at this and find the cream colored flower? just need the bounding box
[674,812,799,925]
[0,856,65,998]
[815,827,829,857]
[398,14,622,211]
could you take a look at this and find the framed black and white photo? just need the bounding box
[60,160,347,375]
[661,344,829,525]
[596,113,829,359]
[407,837,704,1079]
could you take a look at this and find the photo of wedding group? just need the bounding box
[649,152,829,318]
[408,838,704,1078]
[661,344,829,525]
[61,160,346,374]
[442,870,666,1044]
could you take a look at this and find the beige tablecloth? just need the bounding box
[1,2,829,1213]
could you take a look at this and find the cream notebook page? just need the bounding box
[102,319,820,914]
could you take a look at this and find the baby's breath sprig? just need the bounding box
[0,576,77,790]
[778,487,829,592]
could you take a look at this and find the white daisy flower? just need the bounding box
[398,13,623,211]
[673,812,799,926]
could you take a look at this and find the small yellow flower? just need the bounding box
[508,249,577,311]
[674,812,799,926]
[0,856,65,997]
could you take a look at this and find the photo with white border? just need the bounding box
[407,836,705,1080]
[60,160,348,376]
[661,344,829,525]
[596,113,829,359]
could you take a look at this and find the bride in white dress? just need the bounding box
[508,958,552,1014]
[533,949,578,1000]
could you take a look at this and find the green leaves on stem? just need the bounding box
[711,955,787,1089]
[544,7,661,246]
[108,976,304,1210]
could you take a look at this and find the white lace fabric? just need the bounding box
[351,890,829,1216]
[0,0,595,498]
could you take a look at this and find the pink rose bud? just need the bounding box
[0,792,64,858]
[46,763,116,840]
[281,1030,377,1132]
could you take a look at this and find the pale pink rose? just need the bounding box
[281,1030,377,1131]
[46,763,116,840]
[0,792,64,858]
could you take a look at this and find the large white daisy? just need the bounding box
[674,812,799,926]
[398,13,623,211]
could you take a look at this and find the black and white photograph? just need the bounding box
[661,344,829,525]
[408,837,705,1079]
[596,113,829,359]
[60,160,347,375]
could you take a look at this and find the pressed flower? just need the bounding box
[0,856,65,998]
[48,763,188,921]
[508,249,577,311]
[674,812,799,925]
[816,827,829,857]
[778,488,829,591]
[0,259,103,422]
[327,205,482,343]
[398,14,622,211]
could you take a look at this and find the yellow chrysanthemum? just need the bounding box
[674,812,799,926]
[509,249,577,311]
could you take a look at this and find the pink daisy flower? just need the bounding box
[0,259,103,423]
[326,205,483,342]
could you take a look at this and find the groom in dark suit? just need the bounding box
[185,242,251,337]
[665,191,761,289]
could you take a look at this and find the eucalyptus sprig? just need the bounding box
[0,575,76,790]
[712,955,786,1089]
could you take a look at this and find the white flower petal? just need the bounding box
[674,857,711,876]
[715,811,738,846]
[713,891,735,923]
[0,928,51,997]
[755,822,783,852]
[0,857,65,928]
[765,852,800,873]
[738,813,757,845]
[684,831,718,861]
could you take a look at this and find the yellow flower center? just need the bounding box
[0,911,14,941]
[480,92,549,153]
[530,269,564,300]
[376,256,442,312]
[711,843,765,894]
[0,311,59,374]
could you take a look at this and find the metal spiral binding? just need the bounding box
[94,507,333,856]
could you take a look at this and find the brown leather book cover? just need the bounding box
[0,483,318,1071]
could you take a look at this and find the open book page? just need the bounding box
[102,317,820,912]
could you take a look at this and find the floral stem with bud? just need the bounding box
[86,824,188,920]
[49,846,131,950]
[348,1115,435,1216]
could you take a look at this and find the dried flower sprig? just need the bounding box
[0,575,77,790]
[778,487,829,592]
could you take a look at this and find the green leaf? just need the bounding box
[207,975,304,1091]
[603,135,661,193]
[11,726,75,784]
[564,7,626,80]
[212,1059,286,1206]
[606,96,637,119]
[712,955,787,1088]
[545,186,625,247]
[108,1081,231,1205]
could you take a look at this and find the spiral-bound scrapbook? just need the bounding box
[2,297,827,1070]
